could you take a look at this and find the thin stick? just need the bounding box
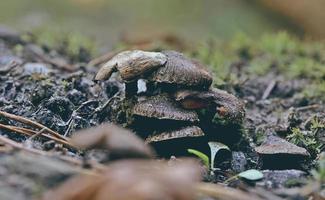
[0,134,106,171]
[0,123,74,148]
[295,104,320,112]
[262,80,277,100]
[0,110,67,141]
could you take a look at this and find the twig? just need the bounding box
[28,127,47,141]
[0,134,106,171]
[0,110,68,141]
[295,104,320,112]
[64,100,98,137]
[262,80,277,100]
[92,91,122,116]
[0,123,74,148]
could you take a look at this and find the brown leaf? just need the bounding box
[43,159,202,200]
[71,123,155,159]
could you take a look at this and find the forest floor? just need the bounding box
[0,26,324,200]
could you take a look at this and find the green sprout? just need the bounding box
[224,169,264,184]
[187,149,210,169]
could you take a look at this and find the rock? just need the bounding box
[231,151,247,173]
[23,63,50,76]
[257,170,306,189]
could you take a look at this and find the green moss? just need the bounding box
[27,28,97,62]
[302,81,325,100]
[286,127,322,157]
[192,31,325,101]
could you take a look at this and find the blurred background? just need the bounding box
[0,0,324,51]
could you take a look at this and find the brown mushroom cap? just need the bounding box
[174,88,245,123]
[71,123,155,159]
[255,135,310,157]
[149,51,212,89]
[132,94,199,122]
[145,126,207,157]
[94,50,167,81]
[145,126,204,143]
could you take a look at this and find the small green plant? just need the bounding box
[187,149,210,169]
[286,127,322,156]
[225,169,264,183]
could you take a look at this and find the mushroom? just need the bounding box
[255,135,310,169]
[149,51,213,89]
[71,123,155,160]
[145,126,207,157]
[174,88,245,123]
[94,50,167,82]
[132,94,199,123]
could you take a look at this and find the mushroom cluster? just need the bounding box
[95,50,245,156]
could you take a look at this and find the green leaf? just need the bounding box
[238,169,263,181]
[208,142,230,170]
[187,149,209,168]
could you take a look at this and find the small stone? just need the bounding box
[231,151,247,173]
[23,63,50,75]
[257,170,306,189]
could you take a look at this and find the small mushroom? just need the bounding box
[94,50,167,82]
[255,135,310,169]
[145,126,207,157]
[71,123,154,160]
[149,51,213,89]
[132,94,199,122]
[174,88,245,123]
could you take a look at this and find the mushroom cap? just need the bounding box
[174,88,245,123]
[149,51,212,88]
[145,126,204,143]
[132,94,199,122]
[255,135,310,157]
[71,123,155,159]
[95,50,167,81]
